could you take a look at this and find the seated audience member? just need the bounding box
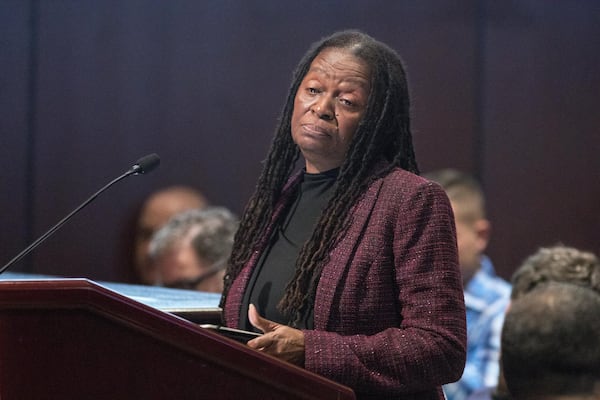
[510,245,600,299]
[469,245,600,400]
[148,207,238,293]
[501,282,600,400]
[423,169,511,400]
[133,186,208,285]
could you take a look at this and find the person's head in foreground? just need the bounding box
[501,282,600,399]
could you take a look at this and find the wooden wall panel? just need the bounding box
[0,1,31,272]
[481,0,600,277]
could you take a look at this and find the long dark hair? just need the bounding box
[221,30,419,326]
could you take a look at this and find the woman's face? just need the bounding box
[291,47,371,173]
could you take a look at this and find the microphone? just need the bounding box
[128,153,160,175]
[0,153,161,275]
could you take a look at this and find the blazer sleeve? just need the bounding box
[303,179,467,398]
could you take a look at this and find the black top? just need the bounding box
[240,168,339,331]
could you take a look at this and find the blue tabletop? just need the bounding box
[0,272,222,314]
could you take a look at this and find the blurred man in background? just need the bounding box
[133,186,208,284]
[424,169,511,400]
[148,206,238,293]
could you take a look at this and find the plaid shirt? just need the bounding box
[443,256,511,400]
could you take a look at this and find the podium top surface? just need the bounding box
[0,272,221,321]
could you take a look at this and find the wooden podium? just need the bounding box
[0,279,355,399]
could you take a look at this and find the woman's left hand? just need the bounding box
[246,304,305,366]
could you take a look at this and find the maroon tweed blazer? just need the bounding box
[224,166,466,399]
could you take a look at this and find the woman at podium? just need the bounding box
[219,30,466,400]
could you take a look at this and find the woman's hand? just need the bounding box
[246,304,305,367]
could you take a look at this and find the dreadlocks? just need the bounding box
[221,30,419,326]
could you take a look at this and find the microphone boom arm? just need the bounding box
[0,154,160,275]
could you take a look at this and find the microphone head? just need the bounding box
[131,153,160,175]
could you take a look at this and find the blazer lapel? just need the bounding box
[313,177,384,330]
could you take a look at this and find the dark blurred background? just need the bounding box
[1,0,598,283]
